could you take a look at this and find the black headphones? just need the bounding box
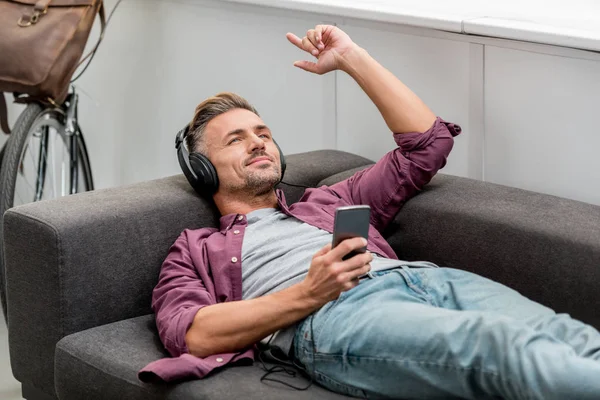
[175,125,287,196]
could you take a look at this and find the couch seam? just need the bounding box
[56,344,159,396]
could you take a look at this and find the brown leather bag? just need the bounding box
[0,0,105,133]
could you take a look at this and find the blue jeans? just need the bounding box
[291,266,600,399]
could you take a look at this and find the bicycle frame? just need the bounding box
[65,91,79,195]
[33,88,81,200]
[34,127,48,201]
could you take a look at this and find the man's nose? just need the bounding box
[249,134,266,152]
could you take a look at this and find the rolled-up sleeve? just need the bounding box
[326,117,461,232]
[152,231,215,357]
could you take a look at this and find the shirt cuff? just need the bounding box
[393,117,462,151]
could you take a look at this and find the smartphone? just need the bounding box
[332,205,371,261]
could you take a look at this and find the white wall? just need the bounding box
[65,0,337,190]
[335,24,483,180]
[3,0,600,206]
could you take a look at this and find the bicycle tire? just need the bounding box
[0,142,5,169]
[0,103,93,324]
[76,125,95,192]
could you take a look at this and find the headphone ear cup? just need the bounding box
[273,140,286,182]
[189,153,219,194]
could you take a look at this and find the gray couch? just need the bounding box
[4,150,600,400]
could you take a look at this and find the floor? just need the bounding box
[0,310,23,400]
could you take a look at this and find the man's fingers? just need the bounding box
[293,60,320,74]
[302,36,319,56]
[286,32,304,51]
[327,237,368,262]
[307,29,321,50]
[349,263,371,280]
[340,252,373,272]
[315,25,325,49]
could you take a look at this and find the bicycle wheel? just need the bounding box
[0,103,93,323]
[0,142,5,168]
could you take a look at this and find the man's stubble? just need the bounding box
[224,163,281,196]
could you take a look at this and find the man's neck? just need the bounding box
[214,189,279,216]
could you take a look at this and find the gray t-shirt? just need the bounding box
[241,207,437,358]
[242,208,332,300]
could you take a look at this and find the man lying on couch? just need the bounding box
[140,25,600,399]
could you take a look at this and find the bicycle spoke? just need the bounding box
[58,135,65,197]
[50,127,58,199]
[27,139,36,172]
[40,133,52,199]
[15,167,36,204]
[15,190,25,206]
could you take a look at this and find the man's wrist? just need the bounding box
[290,281,324,312]
[337,45,369,76]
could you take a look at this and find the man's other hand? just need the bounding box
[286,25,358,75]
[300,238,373,306]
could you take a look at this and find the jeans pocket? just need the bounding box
[312,299,341,345]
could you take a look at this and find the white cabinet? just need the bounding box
[484,46,600,205]
[335,24,483,179]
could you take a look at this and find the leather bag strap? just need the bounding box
[76,1,106,68]
[0,93,10,134]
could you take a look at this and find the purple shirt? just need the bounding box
[138,118,461,383]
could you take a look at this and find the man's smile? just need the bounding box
[247,156,272,166]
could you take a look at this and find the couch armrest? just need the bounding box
[385,174,600,328]
[4,174,215,394]
[2,149,372,396]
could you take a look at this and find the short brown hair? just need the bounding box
[187,92,259,155]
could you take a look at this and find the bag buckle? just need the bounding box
[17,6,48,27]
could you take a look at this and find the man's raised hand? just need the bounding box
[286,25,358,75]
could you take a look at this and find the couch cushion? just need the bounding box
[316,165,373,188]
[55,315,350,400]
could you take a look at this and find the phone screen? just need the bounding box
[332,205,371,260]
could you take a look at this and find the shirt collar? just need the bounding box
[218,189,290,232]
[218,214,240,232]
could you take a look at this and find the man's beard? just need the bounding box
[225,163,281,196]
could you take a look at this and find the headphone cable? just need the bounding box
[257,332,313,391]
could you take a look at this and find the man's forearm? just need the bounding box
[339,46,436,134]
[185,282,320,358]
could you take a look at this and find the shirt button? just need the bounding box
[216,357,223,363]
[231,257,238,263]
[237,215,244,221]
[233,230,240,235]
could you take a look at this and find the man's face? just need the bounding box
[203,108,281,196]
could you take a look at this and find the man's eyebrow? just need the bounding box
[223,125,270,142]
[225,128,244,138]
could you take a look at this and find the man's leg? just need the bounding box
[293,268,600,400]
[418,266,600,361]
